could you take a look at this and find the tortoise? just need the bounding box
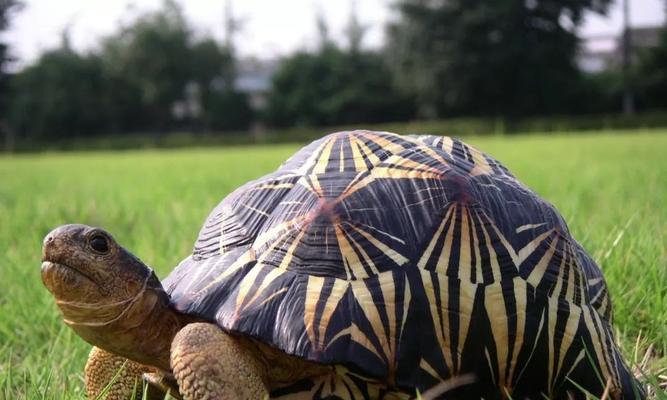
[41,130,642,400]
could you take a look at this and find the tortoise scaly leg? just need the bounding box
[170,322,269,400]
[85,346,153,399]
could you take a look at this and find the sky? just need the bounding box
[3,0,666,68]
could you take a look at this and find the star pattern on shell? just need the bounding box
[163,130,636,399]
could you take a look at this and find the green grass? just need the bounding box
[1,130,665,398]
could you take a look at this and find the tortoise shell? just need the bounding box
[163,130,639,399]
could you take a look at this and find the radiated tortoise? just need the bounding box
[41,130,642,399]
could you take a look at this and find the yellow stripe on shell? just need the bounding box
[485,213,520,267]
[458,205,472,282]
[240,203,270,217]
[343,223,381,276]
[253,214,309,250]
[420,358,445,381]
[547,295,558,391]
[434,204,457,274]
[551,243,568,300]
[417,204,456,269]
[468,145,494,176]
[416,144,451,167]
[456,280,476,374]
[233,264,264,318]
[360,132,406,155]
[478,217,503,283]
[378,272,398,365]
[484,283,510,386]
[554,302,582,391]
[400,278,411,343]
[304,276,326,347]
[278,226,308,270]
[516,229,556,266]
[349,136,368,172]
[591,308,621,385]
[420,269,453,371]
[248,182,295,191]
[471,209,484,283]
[296,136,336,175]
[526,235,559,287]
[240,267,286,313]
[507,278,527,385]
[565,245,577,303]
[351,279,392,364]
[326,323,384,363]
[196,250,256,294]
[440,137,454,155]
[312,136,337,174]
[333,223,366,280]
[515,223,548,234]
[383,153,445,176]
[581,306,613,386]
[348,224,409,267]
[317,279,349,348]
[351,135,381,166]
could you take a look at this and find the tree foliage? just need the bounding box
[9,48,112,139]
[8,0,252,140]
[1,0,22,148]
[0,0,21,95]
[6,0,667,146]
[265,45,414,128]
[387,0,612,118]
[189,38,253,131]
[637,27,667,109]
[100,1,192,131]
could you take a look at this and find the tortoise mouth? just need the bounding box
[41,260,99,288]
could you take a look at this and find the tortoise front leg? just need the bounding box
[170,323,269,400]
[85,346,167,399]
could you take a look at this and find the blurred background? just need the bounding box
[0,0,666,151]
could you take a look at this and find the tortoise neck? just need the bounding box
[122,288,185,370]
[126,291,187,370]
[68,286,188,372]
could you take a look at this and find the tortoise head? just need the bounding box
[41,224,182,370]
[41,224,165,330]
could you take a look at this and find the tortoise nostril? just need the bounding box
[42,235,55,262]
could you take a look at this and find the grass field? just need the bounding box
[1,130,665,399]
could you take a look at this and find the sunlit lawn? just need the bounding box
[1,129,665,398]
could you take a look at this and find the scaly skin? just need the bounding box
[84,347,148,399]
[85,347,181,400]
[171,323,269,400]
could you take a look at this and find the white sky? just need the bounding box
[3,0,665,68]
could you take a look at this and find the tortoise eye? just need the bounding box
[89,235,109,254]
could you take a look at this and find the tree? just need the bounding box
[99,0,252,133]
[189,38,252,131]
[265,46,414,128]
[387,0,612,119]
[9,47,111,140]
[7,0,253,142]
[100,0,192,132]
[636,27,667,109]
[265,11,414,128]
[0,0,22,150]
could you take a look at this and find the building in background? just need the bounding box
[234,58,279,110]
[579,25,663,72]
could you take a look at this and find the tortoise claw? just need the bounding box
[143,372,182,400]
